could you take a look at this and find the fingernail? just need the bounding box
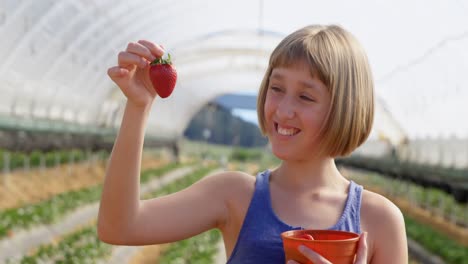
[287,261,297,264]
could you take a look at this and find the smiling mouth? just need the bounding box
[275,123,301,136]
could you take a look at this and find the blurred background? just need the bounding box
[0,0,466,263]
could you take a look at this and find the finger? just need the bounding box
[137,40,165,58]
[298,245,332,264]
[355,232,368,263]
[287,261,300,264]
[107,66,129,79]
[126,42,157,62]
[118,51,148,69]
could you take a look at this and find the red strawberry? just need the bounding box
[149,53,177,98]
[297,234,315,240]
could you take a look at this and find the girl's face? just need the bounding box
[264,62,331,161]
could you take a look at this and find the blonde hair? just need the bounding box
[257,25,374,157]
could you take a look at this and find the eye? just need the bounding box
[270,86,283,93]
[300,95,315,102]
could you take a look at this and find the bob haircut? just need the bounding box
[257,24,374,157]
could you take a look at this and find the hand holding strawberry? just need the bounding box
[107,40,166,108]
[149,53,177,98]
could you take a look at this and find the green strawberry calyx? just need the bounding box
[150,53,172,66]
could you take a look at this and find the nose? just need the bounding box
[276,97,295,120]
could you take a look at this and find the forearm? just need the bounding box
[98,100,153,239]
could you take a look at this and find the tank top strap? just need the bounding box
[329,180,364,234]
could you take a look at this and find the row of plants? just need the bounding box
[8,224,112,264]
[346,168,467,226]
[343,167,467,263]
[0,162,183,239]
[337,155,468,203]
[9,165,218,264]
[145,165,221,263]
[158,229,222,264]
[405,215,468,264]
[181,139,279,169]
[145,165,218,198]
[0,148,109,171]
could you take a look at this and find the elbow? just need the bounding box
[97,227,129,245]
[97,220,128,245]
[97,224,118,245]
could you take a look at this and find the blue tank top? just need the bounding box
[226,169,363,264]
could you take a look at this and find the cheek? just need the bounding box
[263,95,275,118]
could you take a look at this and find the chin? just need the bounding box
[271,144,319,162]
[270,146,298,161]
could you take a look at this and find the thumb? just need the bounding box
[355,232,368,263]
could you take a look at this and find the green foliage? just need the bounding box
[8,226,112,264]
[229,147,263,162]
[0,163,182,239]
[405,215,468,264]
[159,229,222,264]
[29,151,43,167]
[0,149,106,170]
[148,166,222,264]
[148,166,217,198]
[9,164,218,264]
[337,155,468,203]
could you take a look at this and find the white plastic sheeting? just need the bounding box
[0,0,466,144]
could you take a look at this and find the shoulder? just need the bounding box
[360,189,408,262]
[360,189,404,226]
[198,170,257,198]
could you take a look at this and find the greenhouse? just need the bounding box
[0,0,467,263]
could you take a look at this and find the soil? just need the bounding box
[0,153,169,209]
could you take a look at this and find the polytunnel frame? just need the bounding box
[0,0,407,149]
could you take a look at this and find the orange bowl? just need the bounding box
[281,230,359,264]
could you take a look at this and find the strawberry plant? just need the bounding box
[405,215,468,264]
[0,163,184,239]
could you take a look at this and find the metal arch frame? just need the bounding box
[0,0,141,121]
[41,0,157,80]
[39,0,146,121]
[69,0,197,121]
[41,0,120,80]
[90,30,278,126]
[100,51,268,133]
[0,0,78,74]
[40,0,172,124]
[69,0,197,103]
[92,27,279,102]
[38,5,109,119]
[82,3,222,127]
[55,0,180,115]
[71,1,262,119]
[93,45,272,102]
[76,0,240,103]
[0,1,32,34]
[0,0,84,119]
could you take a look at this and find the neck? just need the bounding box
[271,157,347,192]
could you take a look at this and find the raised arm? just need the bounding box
[97,39,162,243]
[97,40,230,246]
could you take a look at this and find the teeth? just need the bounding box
[277,126,299,136]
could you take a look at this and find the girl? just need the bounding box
[98,24,408,263]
